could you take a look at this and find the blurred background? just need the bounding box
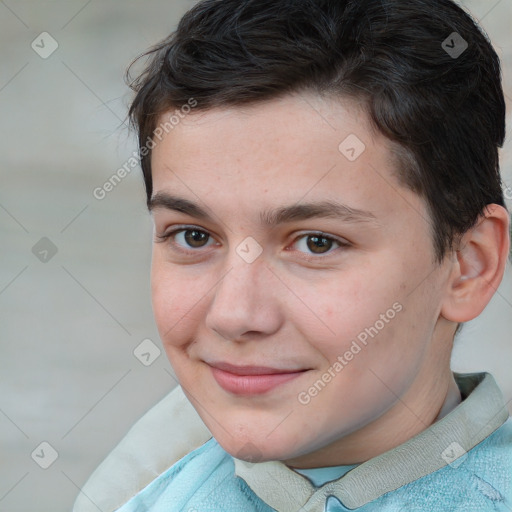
[0,1,511,511]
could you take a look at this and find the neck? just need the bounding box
[435,374,461,421]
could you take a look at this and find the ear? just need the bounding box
[441,204,510,323]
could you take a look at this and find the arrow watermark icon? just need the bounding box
[134,339,161,366]
[442,32,468,59]
[236,236,263,263]
[31,32,58,59]
[339,134,366,162]
[32,237,58,262]
[31,442,59,469]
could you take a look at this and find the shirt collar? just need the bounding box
[233,372,509,512]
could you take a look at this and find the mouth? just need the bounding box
[207,361,310,395]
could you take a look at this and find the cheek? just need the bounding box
[150,260,206,348]
[297,270,401,348]
[296,265,433,386]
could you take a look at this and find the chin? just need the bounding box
[209,424,306,463]
[224,439,294,463]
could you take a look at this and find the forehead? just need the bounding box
[149,93,426,227]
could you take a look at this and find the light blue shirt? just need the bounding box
[295,466,358,511]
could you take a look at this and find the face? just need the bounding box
[149,93,454,466]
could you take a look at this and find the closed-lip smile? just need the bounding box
[206,361,309,395]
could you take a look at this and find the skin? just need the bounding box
[148,93,510,468]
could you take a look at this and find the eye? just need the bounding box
[291,232,349,257]
[155,226,216,252]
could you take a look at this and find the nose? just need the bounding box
[204,253,282,342]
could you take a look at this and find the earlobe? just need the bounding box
[441,204,510,323]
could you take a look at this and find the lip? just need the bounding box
[207,361,309,395]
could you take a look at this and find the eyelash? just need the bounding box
[155,225,350,260]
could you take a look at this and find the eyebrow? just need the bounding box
[148,192,378,226]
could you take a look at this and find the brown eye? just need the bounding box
[155,227,216,252]
[183,229,210,248]
[306,235,334,254]
[292,232,348,258]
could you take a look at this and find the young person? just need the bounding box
[76,0,512,510]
